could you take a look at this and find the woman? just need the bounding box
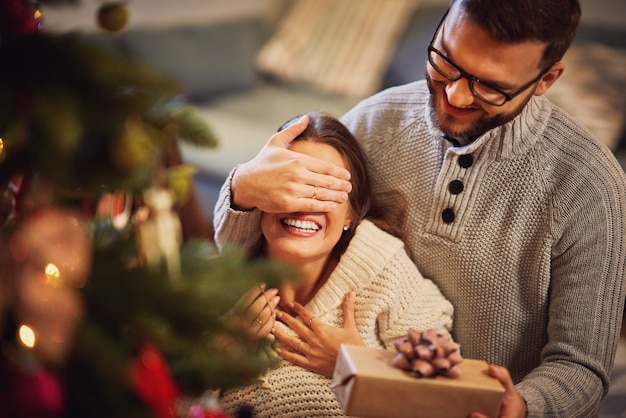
[220,112,453,417]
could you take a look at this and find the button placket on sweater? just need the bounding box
[426,145,484,242]
[441,153,473,224]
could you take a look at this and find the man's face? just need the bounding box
[425,6,548,143]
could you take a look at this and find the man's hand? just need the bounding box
[230,115,352,213]
[272,291,365,377]
[469,365,527,418]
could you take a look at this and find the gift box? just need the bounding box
[331,344,505,418]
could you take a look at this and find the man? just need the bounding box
[213,0,626,416]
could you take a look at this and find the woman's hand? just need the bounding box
[469,365,527,418]
[272,291,365,377]
[230,285,280,341]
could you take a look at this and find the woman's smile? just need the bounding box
[280,216,321,235]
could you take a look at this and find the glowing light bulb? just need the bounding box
[18,325,36,348]
[0,138,4,153]
[45,263,61,286]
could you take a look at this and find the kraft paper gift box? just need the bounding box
[331,344,505,418]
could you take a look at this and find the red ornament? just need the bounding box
[0,0,44,38]
[130,342,179,418]
[2,360,65,418]
[186,391,232,418]
[1,174,24,225]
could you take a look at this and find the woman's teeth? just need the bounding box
[282,218,320,232]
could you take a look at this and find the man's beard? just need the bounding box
[425,73,531,144]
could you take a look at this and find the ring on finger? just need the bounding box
[309,316,316,326]
[295,340,302,353]
[311,186,319,200]
[256,317,263,327]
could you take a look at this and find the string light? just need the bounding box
[45,263,61,286]
[18,324,36,348]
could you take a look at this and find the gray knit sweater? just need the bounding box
[218,219,453,417]
[214,80,626,417]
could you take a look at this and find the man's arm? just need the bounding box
[212,170,263,251]
[517,166,626,417]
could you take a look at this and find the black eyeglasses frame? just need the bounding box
[427,9,550,107]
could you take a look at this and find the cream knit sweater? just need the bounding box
[215,81,626,417]
[218,219,453,417]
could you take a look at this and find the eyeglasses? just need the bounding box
[427,10,548,107]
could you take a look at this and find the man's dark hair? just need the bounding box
[453,0,581,69]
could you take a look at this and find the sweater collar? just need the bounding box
[427,95,553,159]
[305,220,404,316]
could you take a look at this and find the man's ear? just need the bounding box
[534,62,565,96]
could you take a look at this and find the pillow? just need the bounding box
[119,18,269,102]
[256,0,420,98]
[545,41,626,150]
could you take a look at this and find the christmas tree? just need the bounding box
[0,1,286,417]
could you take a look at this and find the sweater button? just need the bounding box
[442,208,455,223]
[458,154,473,168]
[449,180,464,194]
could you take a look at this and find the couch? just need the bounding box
[71,1,626,224]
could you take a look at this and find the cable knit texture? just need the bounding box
[214,80,626,417]
[218,219,453,417]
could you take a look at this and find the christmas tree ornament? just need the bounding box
[0,174,23,225]
[95,192,134,230]
[130,342,179,418]
[6,356,65,418]
[0,0,44,39]
[136,187,183,280]
[97,1,129,33]
[186,390,231,418]
[11,206,92,288]
[10,207,90,364]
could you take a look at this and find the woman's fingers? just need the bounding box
[274,308,312,337]
[240,287,280,339]
[290,301,320,331]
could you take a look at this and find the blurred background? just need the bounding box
[45,1,626,415]
[41,0,626,223]
[39,0,626,32]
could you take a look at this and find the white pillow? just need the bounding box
[256,0,420,98]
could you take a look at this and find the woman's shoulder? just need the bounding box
[344,220,414,274]
[353,220,404,250]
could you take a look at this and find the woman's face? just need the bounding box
[260,139,353,265]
